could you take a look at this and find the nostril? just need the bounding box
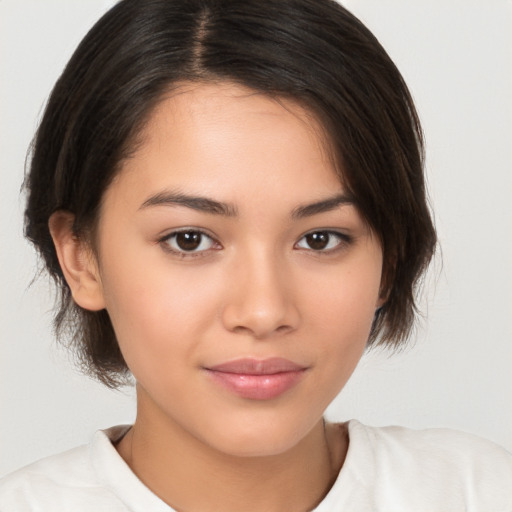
[237,322,296,340]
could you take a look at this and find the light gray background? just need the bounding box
[1,0,511,476]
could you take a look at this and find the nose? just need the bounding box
[221,250,301,339]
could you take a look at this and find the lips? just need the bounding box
[204,358,308,400]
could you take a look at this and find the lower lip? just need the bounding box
[206,370,306,400]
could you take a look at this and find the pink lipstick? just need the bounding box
[204,358,307,400]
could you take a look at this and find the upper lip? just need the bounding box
[206,358,306,375]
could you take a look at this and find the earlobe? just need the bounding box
[48,211,106,311]
[375,290,387,309]
[377,258,394,309]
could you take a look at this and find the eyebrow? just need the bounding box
[139,190,354,218]
[291,193,355,219]
[140,191,238,217]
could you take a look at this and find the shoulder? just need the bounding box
[0,444,95,511]
[351,420,512,471]
[346,420,512,511]
[0,426,130,512]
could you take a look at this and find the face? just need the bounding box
[93,82,383,457]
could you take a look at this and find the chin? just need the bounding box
[196,413,320,459]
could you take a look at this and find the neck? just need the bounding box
[116,387,348,512]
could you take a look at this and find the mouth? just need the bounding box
[203,358,308,400]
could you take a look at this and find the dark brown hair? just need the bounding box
[25,0,436,387]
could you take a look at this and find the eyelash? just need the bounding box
[158,229,352,258]
[159,228,220,258]
[295,231,352,254]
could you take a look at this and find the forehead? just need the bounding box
[107,81,344,212]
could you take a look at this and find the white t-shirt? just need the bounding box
[1,421,511,511]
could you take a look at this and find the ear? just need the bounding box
[49,211,106,311]
[376,252,396,310]
[375,294,386,310]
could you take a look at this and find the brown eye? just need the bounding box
[296,231,349,252]
[305,232,330,250]
[176,232,202,251]
[163,230,216,253]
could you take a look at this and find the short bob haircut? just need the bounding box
[25,0,436,388]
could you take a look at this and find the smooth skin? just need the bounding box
[50,82,384,512]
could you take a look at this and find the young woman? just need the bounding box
[1,0,511,510]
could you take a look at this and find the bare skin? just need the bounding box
[117,397,348,512]
[50,81,382,511]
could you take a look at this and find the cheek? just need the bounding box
[303,252,382,371]
[98,245,222,370]
[307,256,381,333]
